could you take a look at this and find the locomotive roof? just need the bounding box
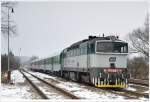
[68,35,122,49]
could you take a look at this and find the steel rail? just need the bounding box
[129,79,149,86]
[121,89,149,98]
[20,70,49,99]
[22,69,80,99]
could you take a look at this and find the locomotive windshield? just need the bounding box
[96,42,128,53]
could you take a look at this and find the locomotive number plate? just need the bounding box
[109,57,116,62]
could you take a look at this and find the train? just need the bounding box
[30,35,129,88]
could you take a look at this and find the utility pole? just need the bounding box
[7,7,14,82]
[19,48,21,69]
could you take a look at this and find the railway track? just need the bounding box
[21,69,80,99]
[120,89,149,98]
[104,88,149,99]
[25,69,149,99]
[20,70,48,99]
[129,79,149,86]
[77,82,149,99]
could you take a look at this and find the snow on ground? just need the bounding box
[139,97,149,101]
[26,71,149,100]
[11,70,25,83]
[126,86,136,91]
[23,72,41,83]
[24,72,68,99]
[143,90,149,94]
[38,86,65,99]
[129,83,149,88]
[56,82,125,99]
[29,71,56,80]
[1,70,33,99]
[28,71,126,99]
[1,84,32,99]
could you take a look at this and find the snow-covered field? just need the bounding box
[1,84,32,99]
[1,70,39,100]
[11,70,25,83]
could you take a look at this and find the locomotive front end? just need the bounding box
[90,37,128,88]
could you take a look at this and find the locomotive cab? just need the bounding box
[90,36,128,88]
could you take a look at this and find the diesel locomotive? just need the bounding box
[30,35,129,88]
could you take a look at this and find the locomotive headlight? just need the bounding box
[110,63,115,68]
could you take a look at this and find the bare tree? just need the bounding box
[127,57,149,79]
[1,1,17,36]
[127,15,149,61]
[1,51,20,72]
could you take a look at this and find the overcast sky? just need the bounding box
[1,1,148,58]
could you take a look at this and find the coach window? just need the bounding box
[75,49,77,56]
[58,56,60,61]
[80,47,83,55]
[82,47,84,54]
[49,59,51,64]
[82,47,84,55]
[55,57,57,63]
[73,50,74,56]
[76,49,78,56]
[77,48,79,56]
[69,51,70,57]
[67,52,69,57]
[74,49,76,56]
[57,56,58,63]
[48,59,51,64]
[66,52,68,57]
[83,47,85,54]
[54,57,56,63]
[84,46,87,54]
[90,43,95,53]
[81,47,84,54]
[78,48,80,55]
[71,50,73,56]
[57,56,59,63]
[53,58,55,64]
[58,56,59,61]
[72,50,74,56]
[68,51,70,57]
[70,50,72,56]
[70,50,71,56]
[56,57,58,63]
[73,49,75,56]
